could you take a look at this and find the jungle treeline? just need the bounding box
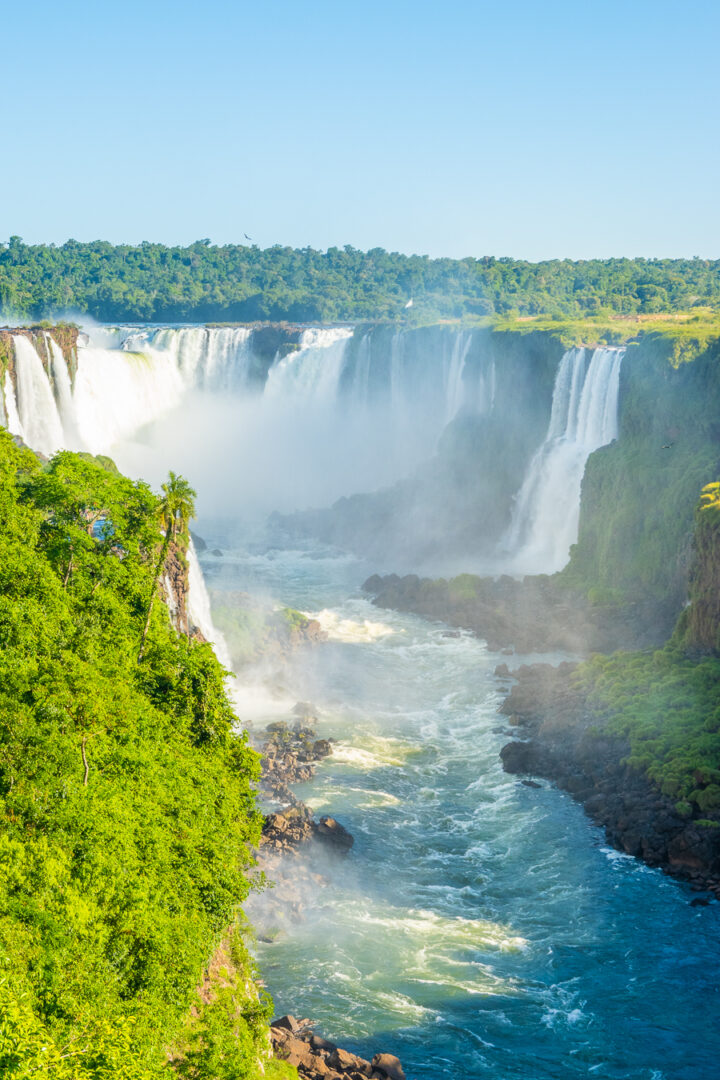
[2,236,719,323]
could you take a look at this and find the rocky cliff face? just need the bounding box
[0,324,79,378]
[499,663,720,896]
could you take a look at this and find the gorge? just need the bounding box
[1,316,720,1080]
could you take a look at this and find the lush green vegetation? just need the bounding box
[572,646,720,816]
[0,433,271,1077]
[2,237,720,324]
[493,310,720,362]
[560,331,720,608]
[568,481,720,818]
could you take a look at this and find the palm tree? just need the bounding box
[138,472,196,662]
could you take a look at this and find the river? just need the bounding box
[198,524,720,1080]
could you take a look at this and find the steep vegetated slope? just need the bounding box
[0,433,277,1078]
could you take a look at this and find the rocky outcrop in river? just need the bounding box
[363,572,673,654]
[499,663,720,898]
[270,1015,406,1080]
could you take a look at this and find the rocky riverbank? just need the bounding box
[255,706,354,857]
[363,572,675,655]
[251,707,406,1078]
[270,1015,406,1080]
[498,663,720,899]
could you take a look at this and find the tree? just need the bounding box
[138,471,196,662]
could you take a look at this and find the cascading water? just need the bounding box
[46,335,81,448]
[123,326,256,390]
[72,340,186,454]
[12,336,65,456]
[444,331,472,421]
[186,540,233,671]
[265,327,354,402]
[2,370,24,440]
[503,346,624,574]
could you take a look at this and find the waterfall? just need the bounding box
[2,371,24,440]
[12,336,65,456]
[186,540,233,671]
[444,331,472,421]
[504,346,624,575]
[72,341,185,454]
[123,326,255,390]
[46,335,81,448]
[264,327,354,402]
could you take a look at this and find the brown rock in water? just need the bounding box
[328,1048,362,1072]
[316,816,354,852]
[271,1014,302,1033]
[371,1053,406,1080]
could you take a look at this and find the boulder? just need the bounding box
[315,816,354,852]
[271,1014,302,1033]
[371,1055,406,1080]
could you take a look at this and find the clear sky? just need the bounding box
[3,0,719,260]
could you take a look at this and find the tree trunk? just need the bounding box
[137,525,172,662]
[81,736,89,786]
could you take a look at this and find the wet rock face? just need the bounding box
[499,664,720,897]
[270,1017,406,1080]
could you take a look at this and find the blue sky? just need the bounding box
[3,0,719,259]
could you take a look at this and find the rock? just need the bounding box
[271,1014,302,1032]
[293,701,319,719]
[190,530,207,552]
[329,1048,362,1071]
[211,548,223,556]
[313,739,332,758]
[494,662,511,677]
[310,1034,338,1053]
[521,779,542,789]
[315,816,354,852]
[371,1054,406,1080]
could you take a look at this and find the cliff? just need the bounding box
[279,326,561,567]
[0,435,266,1077]
[675,482,720,652]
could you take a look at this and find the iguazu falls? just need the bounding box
[3,4,720,1079]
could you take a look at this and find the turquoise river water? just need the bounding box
[199,527,719,1080]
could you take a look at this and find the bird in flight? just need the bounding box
[404,298,414,309]
[244,233,254,242]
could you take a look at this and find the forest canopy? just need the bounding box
[1,237,720,324]
[0,434,267,1077]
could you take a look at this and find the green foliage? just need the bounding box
[571,646,720,813]
[560,334,720,608]
[3,238,720,324]
[0,432,264,1076]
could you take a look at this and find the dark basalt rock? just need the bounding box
[499,663,720,896]
[257,719,354,857]
[316,816,354,852]
[363,572,675,655]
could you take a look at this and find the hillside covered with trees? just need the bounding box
[0,434,275,1078]
[2,237,720,324]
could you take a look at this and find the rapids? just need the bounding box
[201,528,719,1080]
[4,324,719,1077]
